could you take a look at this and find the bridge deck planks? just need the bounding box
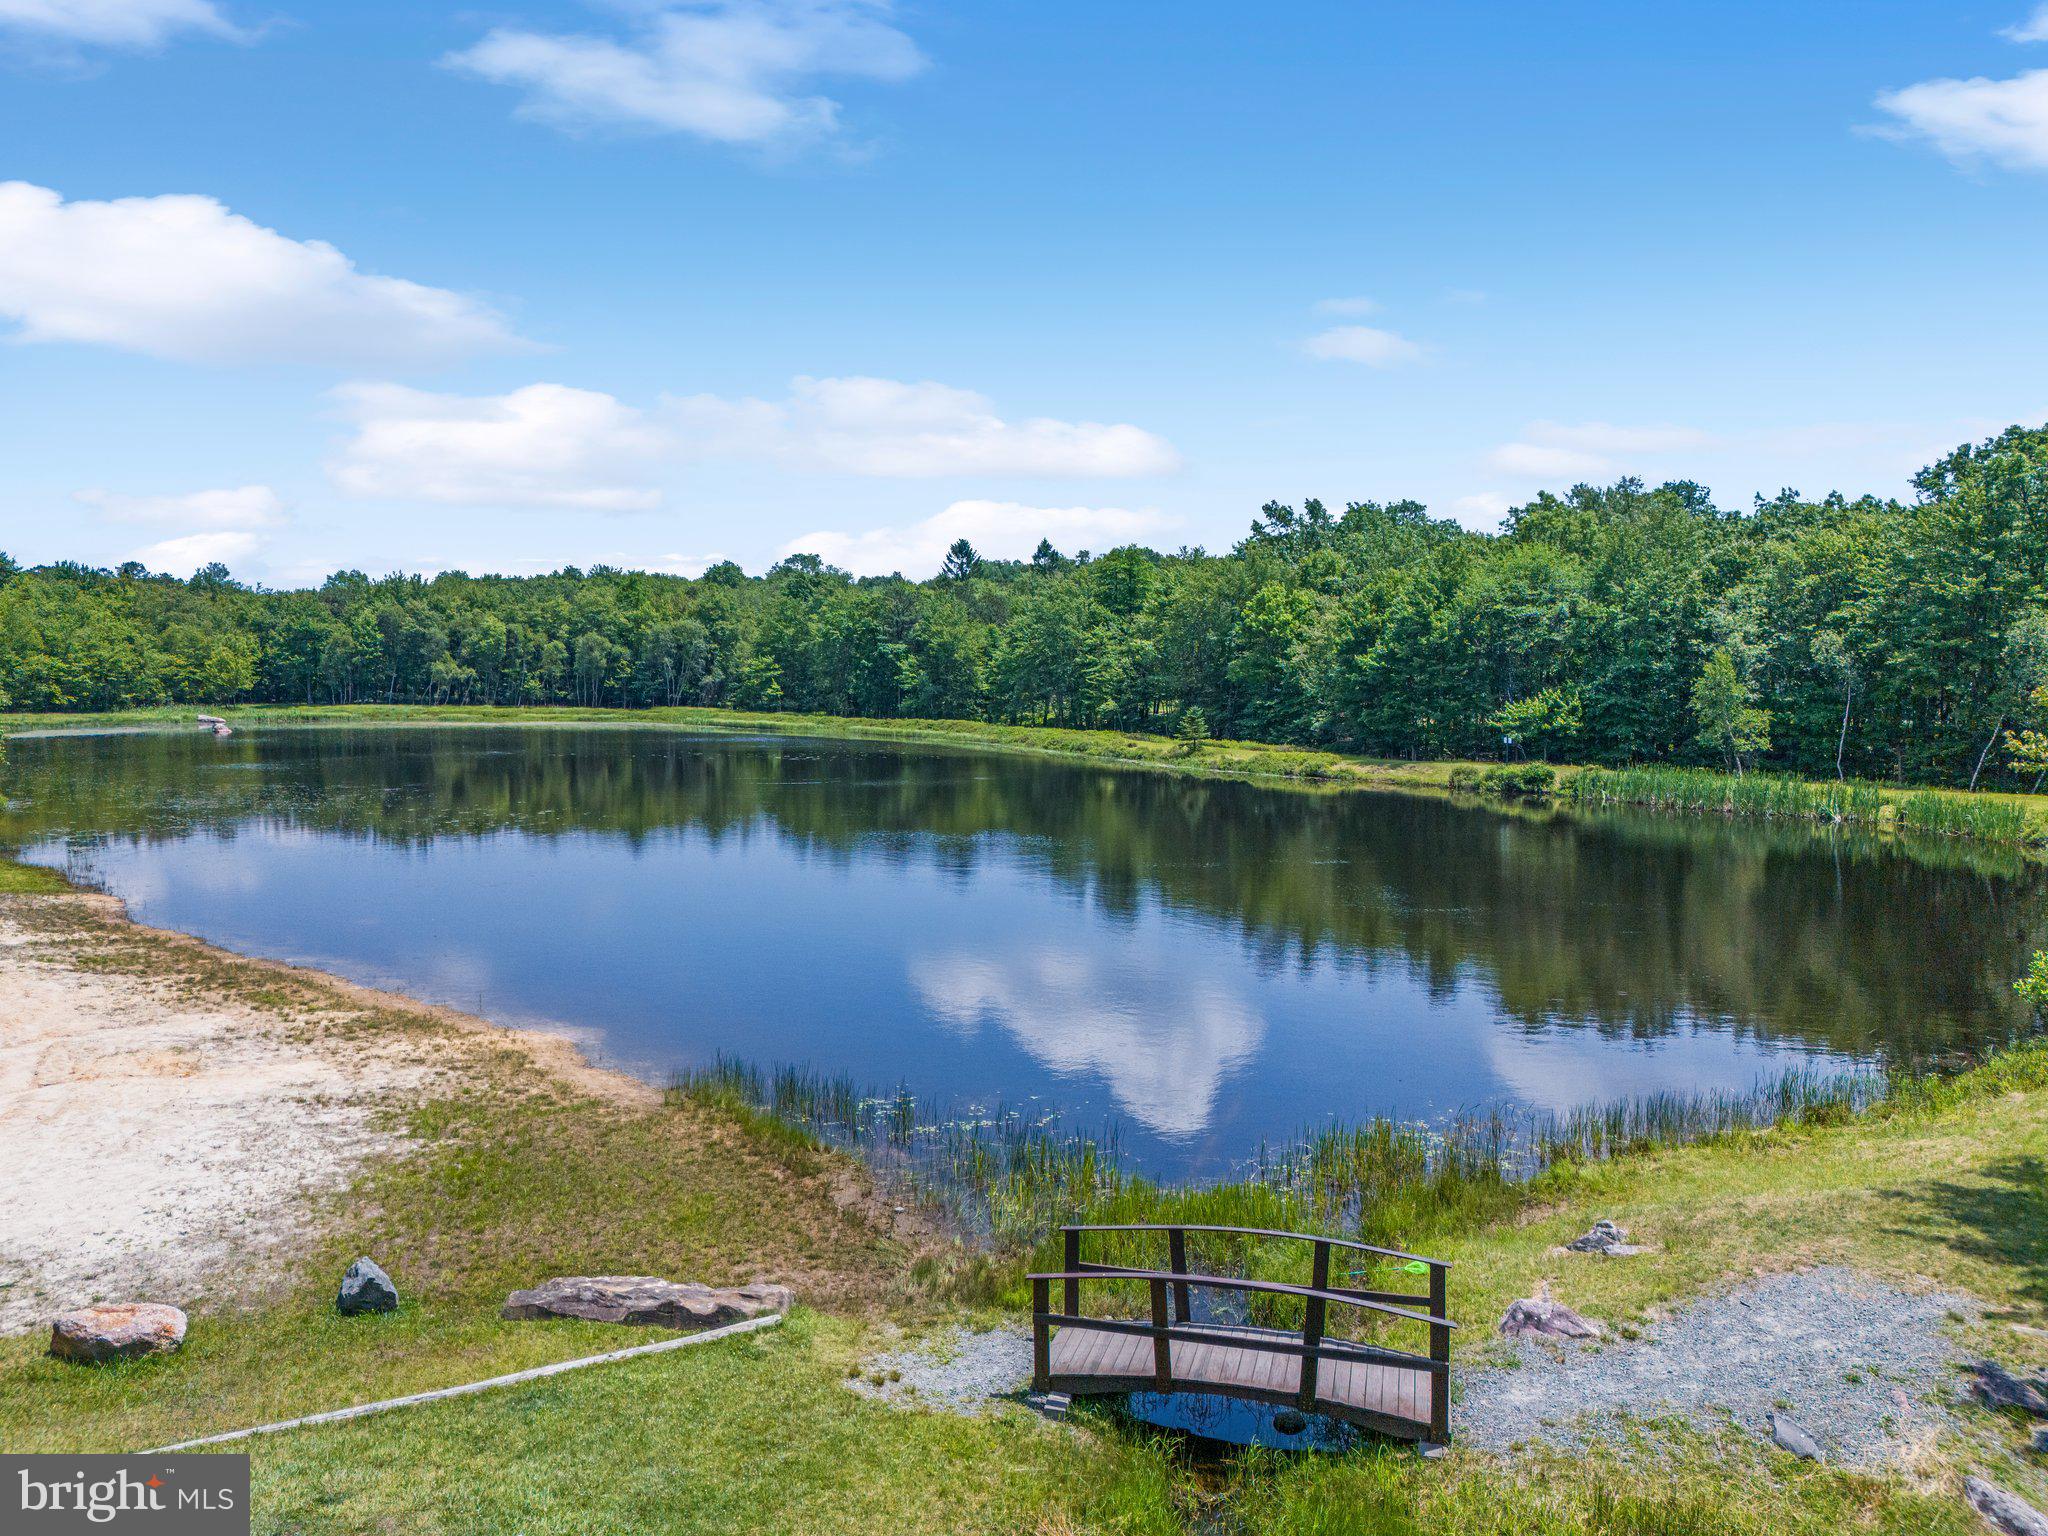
[1046,1323,1434,1431]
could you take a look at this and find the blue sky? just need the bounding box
[4,0,2048,583]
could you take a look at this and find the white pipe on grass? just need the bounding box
[138,1312,785,1454]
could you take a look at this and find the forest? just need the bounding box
[6,423,2048,788]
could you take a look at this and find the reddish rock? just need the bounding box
[501,1277,791,1329]
[49,1303,187,1363]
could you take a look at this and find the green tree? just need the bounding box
[1691,647,1770,773]
[938,539,984,582]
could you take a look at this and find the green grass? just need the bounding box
[1564,763,2045,848]
[0,853,69,893]
[673,1054,1887,1315]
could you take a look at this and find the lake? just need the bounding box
[5,725,2043,1177]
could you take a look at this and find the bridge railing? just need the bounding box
[1028,1223,1454,1442]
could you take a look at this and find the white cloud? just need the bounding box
[783,499,1178,577]
[1873,69,2048,172]
[1302,324,1425,367]
[1313,295,1380,317]
[1485,442,1609,480]
[328,383,668,511]
[669,375,1180,477]
[76,483,282,529]
[650,552,726,576]
[446,0,925,146]
[0,0,243,49]
[1448,491,1514,528]
[129,530,261,575]
[0,181,522,367]
[1526,421,1718,455]
[2004,4,2048,43]
[1485,420,1717,481]
[911,948,1264,1138]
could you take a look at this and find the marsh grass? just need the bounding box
[1565,766,1889,825]
[1566,764,2043,848]
[670,1053,1888,1308]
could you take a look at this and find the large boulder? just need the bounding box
[502,1277,792,1329]
[1966,1477,2048,1536]
[337,1257,399,1316]
[1499,1297,1602,1340]
[49,1303,187,1363]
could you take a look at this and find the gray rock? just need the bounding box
[1966,1476,2048,1536]
[1499,1297,1602,1340]
[502,1276,791,1329]
[2032,1425,2048,1458]
[337,1257,398,1316]
[1971,1360,2048,1418]
[1768,1410,1823,1461]
[49,1303,187,1363]
[1565,1219,1645,1257]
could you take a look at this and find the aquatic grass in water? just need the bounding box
[1567,765,2043,846]
[1893,790,2031,841]
[668,1053,1885,1287]
[1565,766,1888,825]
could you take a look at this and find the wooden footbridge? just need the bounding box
[1030,1224,1453,1444]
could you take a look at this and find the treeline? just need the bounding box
[5,424,2048,787]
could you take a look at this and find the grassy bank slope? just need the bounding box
[8,700,2047,847]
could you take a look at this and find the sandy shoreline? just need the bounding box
[0,892,656,1336]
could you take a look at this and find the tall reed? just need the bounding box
[668,1052,1883,1289]
[1564,764,2042,847]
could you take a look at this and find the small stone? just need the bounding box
[1499,1297,1602,1340]
[1971,1360,2048,1418]
[49,1303,187,1363]
[1565,1219,1646,1257]
[1966,1476,2048,1536]
[337,1257,398,1316]
[1768,1410,1823,1461]
[2032,1425,2048,1457]
[501,1276,792,1329]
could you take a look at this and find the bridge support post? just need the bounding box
[1031,1276,1050,1393]
[1149,1278,1172,1387]
[1297,1240,1329,1409]
[1168,1228,1191,1322]
[1429,1262,1451,1444]
[1062,1228,1080,1319]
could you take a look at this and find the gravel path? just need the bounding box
[846,1328,1036,1414]
[1459,1268,1975,1467]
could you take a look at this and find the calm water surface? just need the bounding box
[7,726,2044,1176]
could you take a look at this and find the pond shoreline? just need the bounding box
[9,701,2046,854]
[0,885,674,1334]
